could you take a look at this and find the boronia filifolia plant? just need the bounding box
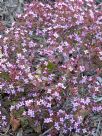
[0,0,102,135]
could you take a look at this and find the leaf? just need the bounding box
[74,108,90,120]
[0,72,10,81]
[92,54,102,68]
[20,117,29,128]
[24,127,33,134]
[36,67,42,75]
[31,34,44,43]
[34,124,42,133]
[97,76,102,85]
[2,125,10,135]
[47,61,56,72]
[92,96,102,102]
[11,108,25,118]
[35,75,40,79]
[10,114,21,131]
[17,129,23,136]
[28,118,42,133]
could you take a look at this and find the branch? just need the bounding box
[39,127,53,136]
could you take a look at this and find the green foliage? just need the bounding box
[47,61,57,72]
[31,34,44,43]
[13,108,25,118]
[0,72,10,81]
[21,117,29,128]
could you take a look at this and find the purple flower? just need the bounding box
[54,122,60,130]
[28,109,35,117]
[44,118,53,123]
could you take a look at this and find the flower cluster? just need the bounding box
[0,0,102,135]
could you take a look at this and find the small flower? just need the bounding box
[84,50,89,54]
[79,66,85,72]
[57,46,63,52]
[68,66,73,71]
[96,106,102,111]
[52,92,59,97]
[47,89,52,94]
[54,122,60,130]
[92,106,97,111]
[57,83,66,89]
[46,103,51,108]
[60,118,64,122]
[37,100,41,106]
[99,51,102,56]
[78,116,83,122]
[82,128,87,133]
[22,111,26,116]
[2,116,6,120]
[80,76,87,83]
[85,97,90,105]
[25,100,33,107]
[95,87,99,92]
[44,118,53,123]
[89,10,94,19]
[47,96,53,101]
[99,56,102,60]
[28,73,34,80]
[28,109,35,117]
[76,128,80,133]
[68,126,73,131]
[10,105,15,111]
[17,53,22,58]
[53,32,59,38]
[80,98,85,103]
[65,114,70,119]
[70,118,75,123]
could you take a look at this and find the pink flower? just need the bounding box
[53,32,59,38]
[79,66,85,72]
[25,100,33,107]
[80,76,87,83]
[85,98,90,105]
[57,83,66,89]
[89,10,94,19]
[0,0,101,133]
[28,73,34,80]
[60,118,64,122]
[96,106,102,111]
[52,92,59,97]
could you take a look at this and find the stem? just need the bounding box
[39,127,53,136]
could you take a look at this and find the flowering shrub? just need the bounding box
[0,0,102,135]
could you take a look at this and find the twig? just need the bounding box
[94,120,101,136]
[95,3,102,10]
[0,125,10,136]
[39,127,53,136]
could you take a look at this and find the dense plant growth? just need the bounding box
[0,0,102,135]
